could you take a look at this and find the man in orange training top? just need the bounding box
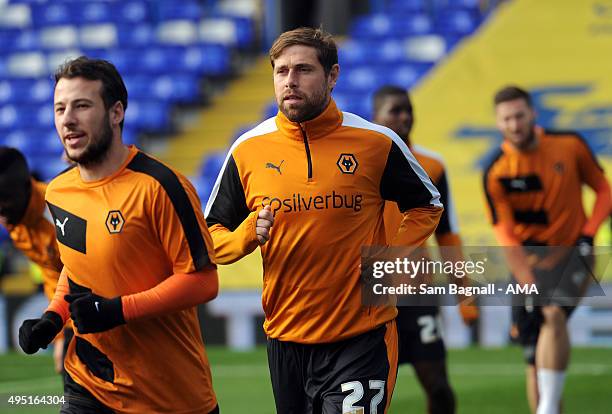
[18,57,220,414]
[205,27,443,413]
[483,86,611,414]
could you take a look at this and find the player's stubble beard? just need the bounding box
[65,112,113,168]
[278,80,330,123]
[512,119,537,151]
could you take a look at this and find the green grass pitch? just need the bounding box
[1,346,611,413]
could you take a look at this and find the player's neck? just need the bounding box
[509,134,538,152]
[78,139,130,182]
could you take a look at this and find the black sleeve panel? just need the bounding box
[434,171,452,234]
[205,155,251,231]
[380,141,439,212]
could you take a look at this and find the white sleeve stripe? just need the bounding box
[341,112,442,208]
[203,117,278,218]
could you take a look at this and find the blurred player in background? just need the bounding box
[0,147,71,377]
[483,86,611,414]
[373,85,479,414]
[18,57,220,413]
[205,27,443,413]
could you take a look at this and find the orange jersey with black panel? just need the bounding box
[483,130,606,246]
[206,100,442,344]
[6,179,62,300]
[45,146,217,414]
[384,144,460,245]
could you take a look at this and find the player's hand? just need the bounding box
[19,311,63,354]
[256,205,274,245]
[459,303,479,326]
[65,292,125,334]
[576,235,594,257]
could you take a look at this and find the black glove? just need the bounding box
[65,292,125,334]
[19,311,63,354]
[576,235,594,257]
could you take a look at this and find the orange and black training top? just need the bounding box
[384,144,461,247]
[45,146,217,414]
[205,99,443,344]
[6,179,62,300]
[483,129,606,246]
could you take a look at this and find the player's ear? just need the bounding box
[328,64,339,89]
[109,101,125,128]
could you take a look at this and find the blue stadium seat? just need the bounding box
[152,74,200,103]
[180,44,231,75]
[435,9,480,35]
[388,0,427,12]
[124,100,170,131]
[112,1,151,25]
[6,129,63,158]
[140,47,182,74]
[117,24,157,48]
[193,177,214,207]
[0,79,53,104]
[77,2,113,25]
[31,3,73,27]
[124,74,200,103]
[0,104,29,130]
[351,13,432,39]
[122,128,139,146]
[0,30,24,53]
[39,25,79,50]
[333,92,372,120]
[80,24,118,49]
[389,64,431,88]
[0,80,22,104]
[9,30,40,53]
[199,151,226,180]
[338,39,374,67]
[0,2,31,29]
[205,15,254,48]
[29,155,67,181]
[154,0,202,21]
[334,66,381,93]
[377,39,406,63]
[1,129,29,152]
[437,0,481,12]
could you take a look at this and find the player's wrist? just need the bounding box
[106,296,126,327]
[41,311,64,334]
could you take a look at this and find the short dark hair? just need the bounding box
[0,147,30,193]
[54,56,128,128]
[372,85,412,116]
[494,85,532,107]
[269,27,338,75]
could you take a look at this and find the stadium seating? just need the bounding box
[0,0,256,180]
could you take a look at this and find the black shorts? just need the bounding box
[512,305,575,365]
[396,306,446,365]
[512,250,589,364]
[60,373,114,414]
[267,321,398,414]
